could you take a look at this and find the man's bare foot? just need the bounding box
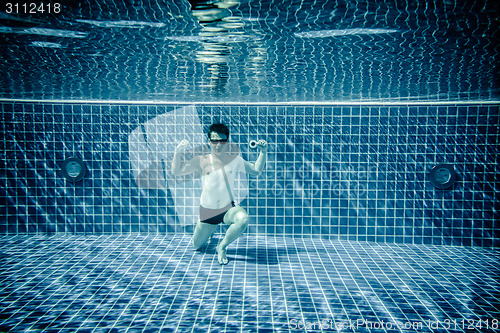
[216,245,228,265]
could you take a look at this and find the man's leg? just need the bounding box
[216,206,249,264]
[192,221,218,250]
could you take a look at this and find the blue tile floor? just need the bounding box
[0,235,498,332]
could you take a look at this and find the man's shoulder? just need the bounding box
[197,154,211,167]
[234,154,247,170]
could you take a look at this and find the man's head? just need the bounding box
[207,123,241,159]
[208,123,229,143]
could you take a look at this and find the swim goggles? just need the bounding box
[209,139,228,144]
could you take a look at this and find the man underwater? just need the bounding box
[171,123,267,264]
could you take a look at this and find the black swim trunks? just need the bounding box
[199,201,235,225]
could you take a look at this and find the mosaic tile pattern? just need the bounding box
[0,235,498,332]
[0,0,498,102]
[1,102,498,247]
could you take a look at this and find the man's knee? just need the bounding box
[235,212,249,228]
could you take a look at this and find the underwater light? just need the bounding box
[61,157,86,182]
[429,164,456,189]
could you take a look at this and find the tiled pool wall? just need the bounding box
[0,102,498,247]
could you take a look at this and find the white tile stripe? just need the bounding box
[0,98,499,106]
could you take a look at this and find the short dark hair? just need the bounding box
[207,123,229,139]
